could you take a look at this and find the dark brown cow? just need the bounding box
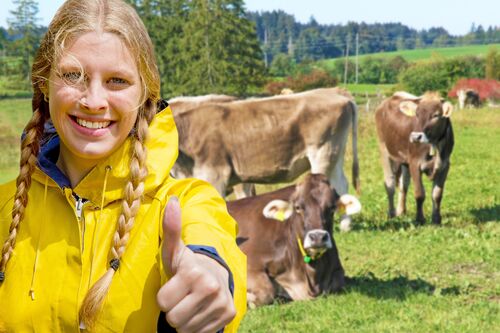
[375,92,454,224]
[227,174,361,307]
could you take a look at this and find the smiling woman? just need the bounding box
[0,0,246,332]
[45,31,142,187]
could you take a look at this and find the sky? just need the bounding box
[0,0,498,36]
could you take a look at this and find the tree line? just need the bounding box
[248,10,500,69]
[1,0,499,98]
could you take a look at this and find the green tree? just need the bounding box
[177,0,265,96]
[485,47,500,80]
[7,0,41,82]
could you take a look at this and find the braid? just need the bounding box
[79,107,151,328]
[0,109,45,276]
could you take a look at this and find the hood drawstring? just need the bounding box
[88,165,111,289]
[29,175,49,300]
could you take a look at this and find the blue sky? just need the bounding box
[1,0,498,36]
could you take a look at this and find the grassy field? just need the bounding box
[0,99,499,332]
[320,43,500,66]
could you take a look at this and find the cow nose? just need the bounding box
[304,229,332,249]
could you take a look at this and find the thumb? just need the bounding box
[162,196,186,276]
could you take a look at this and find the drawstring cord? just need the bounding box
[87,165,111,289]
[29,175,49,300]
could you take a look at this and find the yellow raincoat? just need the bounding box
[0,106,246,332]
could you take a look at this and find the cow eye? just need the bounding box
[294,204,302,212]
[433,113,440,118]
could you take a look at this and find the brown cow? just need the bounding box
[375,91,454,224]
[227,174,361,307]
[168,94,237,114]
[172,87,360,231]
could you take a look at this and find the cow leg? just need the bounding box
[233,183,256,199]
[396,165,410,216]
[247,270,275,308]
[275,271,314,301]
[409,162,426,225]
[431,163,450,225]
[192,163,231,197]
[379,143,398,218]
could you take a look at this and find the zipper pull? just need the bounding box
[76,196,84,221]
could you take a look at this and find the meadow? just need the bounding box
[320,43,500,65]
[0,98,498,332]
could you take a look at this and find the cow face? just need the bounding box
[402,97,453,144]
[263,174,361,261]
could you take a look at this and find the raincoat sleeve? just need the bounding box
[158,177,247,332]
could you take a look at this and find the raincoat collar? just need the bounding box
[32,106,178,207]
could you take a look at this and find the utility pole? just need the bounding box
[343,36,350,85]
[355,33,359,84]
[287,35,294,57]
[264,28,268,68]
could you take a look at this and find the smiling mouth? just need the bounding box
[72,116,112,129]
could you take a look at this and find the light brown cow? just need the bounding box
[227,174,361,307]
[171,87,360,231]
[375,91,454,224]
[168,94,237,114]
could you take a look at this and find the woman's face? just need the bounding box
[47,31,142,166]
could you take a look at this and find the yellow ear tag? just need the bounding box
[400,108,416,117]
[429,146,436,156]
[275,210,286,222]
[338,205,346,215]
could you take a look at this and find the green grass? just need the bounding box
[320,43,500,66]
[242,107,500,332]
[0,98,32,184]
[1,99,499,332]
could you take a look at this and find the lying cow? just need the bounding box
[375,91,454,224]
[172,87,360,231]
[227,174,361,307]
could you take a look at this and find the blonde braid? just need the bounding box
[0,108,46,278]
[79,107,152,328]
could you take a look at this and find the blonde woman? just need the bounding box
[0,0,246,332]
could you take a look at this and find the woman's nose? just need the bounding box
[80,81,108,111]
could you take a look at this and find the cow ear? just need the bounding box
[336,194,361,216]
[399,101,418,117]
[442,101,453,118]
[263,199,293,222]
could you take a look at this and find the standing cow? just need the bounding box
[172,87,360,231]
[375,92,454,224]
[227,174,361,307]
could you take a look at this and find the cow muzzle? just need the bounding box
[303,229,332,259]
[410,131,429,143]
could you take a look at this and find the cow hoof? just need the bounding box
[340,219,352,232]
[432,214,442,225]
[416,218,426,226]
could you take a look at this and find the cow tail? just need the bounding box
[350,101,361,194]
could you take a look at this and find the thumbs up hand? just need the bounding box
[157,197,236,333]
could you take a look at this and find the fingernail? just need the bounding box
[169,196,179,203]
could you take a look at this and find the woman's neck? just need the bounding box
[57,145,100,188]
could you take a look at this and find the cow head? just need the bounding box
[400,93,453,144]
[262,174,361,262]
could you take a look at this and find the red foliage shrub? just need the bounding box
[448,78,500,101]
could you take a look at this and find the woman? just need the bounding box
[0,0,246,332]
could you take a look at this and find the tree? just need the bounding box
[7,0,41,82]
[176,0,265,96]
[485,47,500,80]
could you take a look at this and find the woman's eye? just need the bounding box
[108,77,128,85]
[62,72,82,83]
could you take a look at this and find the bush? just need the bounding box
[264,69,338,95]
[398,56,485,95]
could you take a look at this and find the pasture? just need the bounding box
[0,98,498,332]
[320,43,500,65]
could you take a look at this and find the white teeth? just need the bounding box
[75,118,111,129]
